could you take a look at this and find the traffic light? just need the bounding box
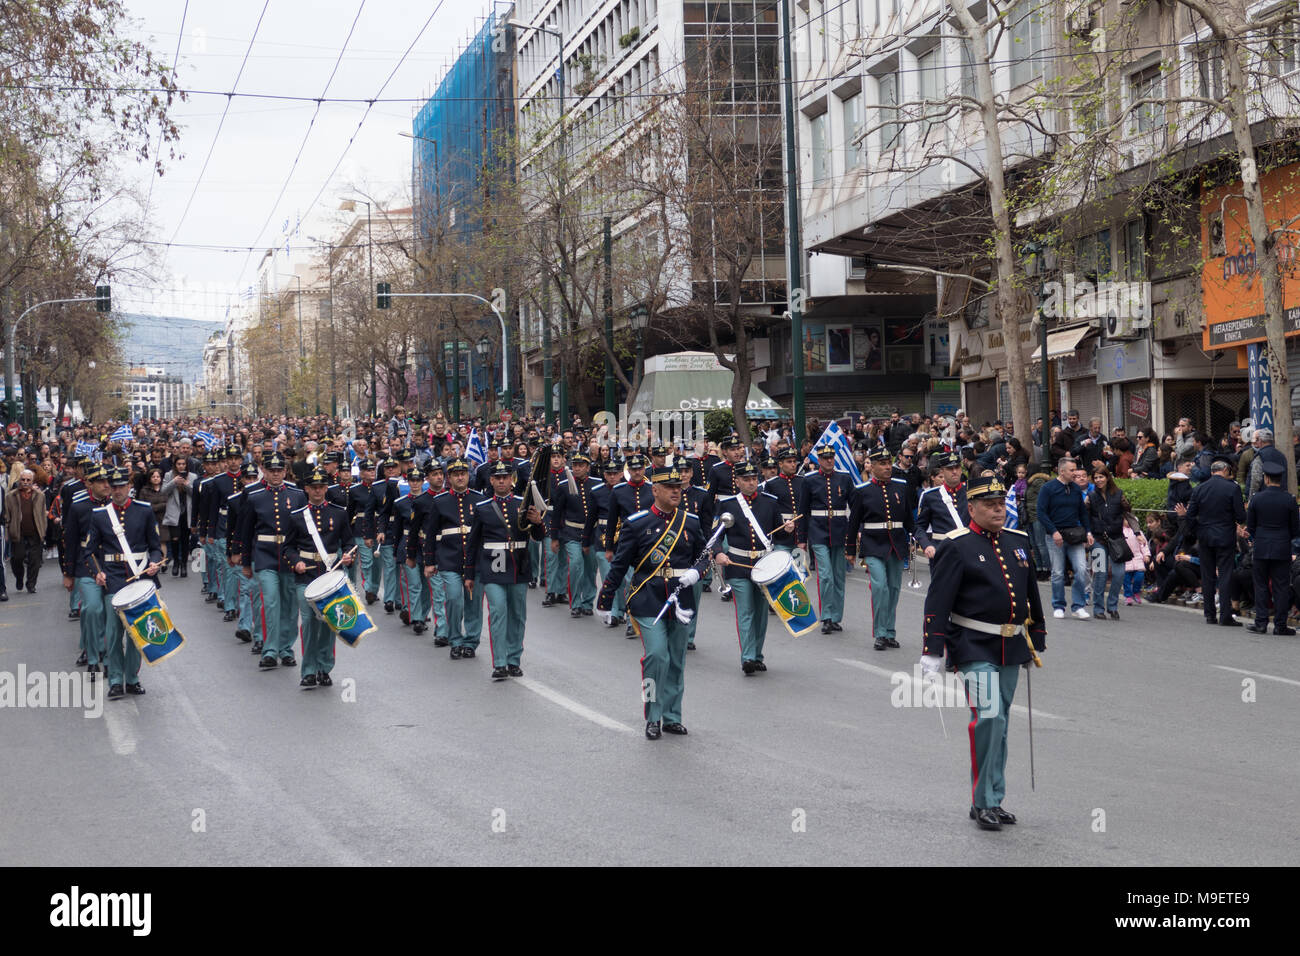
[95,285,111,312]
[376,282,391,309]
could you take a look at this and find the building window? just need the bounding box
[811,111,830,184]
[841,92,863,168]
[1125,219,1145,281]
[1267,18,1299,77]
[959,36,977,102]
[1190,40,1223,99]
[1076,229,1113,283]
[1009,0,1046,88]
[1129,63,1164,133]
[826,325,854,371]
[917,46,942,137]
[878,71,900,152]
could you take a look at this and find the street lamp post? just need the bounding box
[477,336,490,416]
[509,16,565,427]
[340,197,376,417]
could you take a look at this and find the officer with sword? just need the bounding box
[920,474,1046,831]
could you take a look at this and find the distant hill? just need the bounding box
[115,313,225,384]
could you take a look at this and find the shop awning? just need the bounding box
[1044,324,1095,359]
[629,352,787,419]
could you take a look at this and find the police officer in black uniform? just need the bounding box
[920,474,1046,831]
[1245,458,1299,634]
[1185,458,1248,626]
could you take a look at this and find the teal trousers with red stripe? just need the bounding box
[961,661,1021,810]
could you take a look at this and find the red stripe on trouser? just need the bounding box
[964,677,980,806]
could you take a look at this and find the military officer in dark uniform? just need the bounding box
[597,459,706,739]
[474,439,504,492]
[421,458,484,657]
[588,458,627,628]
[402,460,443,634]
[847,447,914,650]
[706,436,745,601]
[466,460,546,680]
[285,467,355,687]
[347,459,382,603]
[1245,458,1299,634]
[227,461,261,644]
[604,453,654,635]
[386,465,422,628]
[375,456,403,614]
[763,447,806,556]
[197,449,224,605]
[1185,458,1248,626]
[60,455,87,620]
[759,454,778,482]
[914,452,969,559]
[921,474,1046,831]
[681,460,714,650]
[212,446,244,621]
[326,452,353,508]
[239,451,307,668]
[713,461,796,673]
[552,451,601,618]
[85,467,165,700]
[540,446,572,607]
[63,464,110,676]
[798,444,853,633]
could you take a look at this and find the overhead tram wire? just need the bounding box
[165,0,272,253]
[238,0,368,268]
[143,0,189,223]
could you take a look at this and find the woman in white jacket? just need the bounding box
[1121,505,1152,604]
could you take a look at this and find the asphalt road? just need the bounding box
[3,552,1299,866]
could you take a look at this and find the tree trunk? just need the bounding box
[954,3,1032,443]
[1222,36,1295,493]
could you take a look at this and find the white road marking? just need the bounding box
[834,658,1066,720]
[514,676,636,734]
[1213,665,1300,688]
[102,699,140,755]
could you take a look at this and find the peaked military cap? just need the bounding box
[489,459,515,478]
[651,462,687,485]
[720,435,742,449]
[304,467,330,486]
[263,451,287,469]
[867,447,892,462]
[733,460,760,478]
[967,475,1007,500]
[626,453,647,470]
[106,466,131,486]
[815,444,837,457]
[445,458,470,473]
[240,462,260,480]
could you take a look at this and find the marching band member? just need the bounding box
[197,449,223,606]
[705,436,745,602]
[551,451,601,618]
[914,452,969,559]
[680,460,714,651]
[763,447,807,557]
[421,458,484,659]
[798,445,853,634]
[597,460,705,739]
[85,466,164,700]
[240,451,307,669]
[712,461,794,674]
[346,459,382,603]
[847,448,914,651]
[375,456,402,615]
[541,444,571,608]
[466,460,546,680]
[226,461,261,645]
[604,453,654,637]
[63,464,110,677]
[285,466,354,687]
[587,458,627,629]
[403,460,444,635]
[921,474,1045,831]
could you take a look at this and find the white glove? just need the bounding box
[920,655,945,678]
[677,568,700,588]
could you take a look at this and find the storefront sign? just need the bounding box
[1128,392,1150,420]
[1096,338,1152,385]
[1248,343,1275,432]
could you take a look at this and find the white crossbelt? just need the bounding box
[735,494,773,551]
[810,509,848,517]
[105,506,146,579]
[939,484,962,529]
[483,541,528,550]
[950,613,1025,638]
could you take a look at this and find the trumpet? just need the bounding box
[907,543,923,589]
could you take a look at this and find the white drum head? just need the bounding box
[112,579,157,611]
[304,568,348,603]
[751,550,792,586]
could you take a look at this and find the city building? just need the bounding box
[124,366,192,421]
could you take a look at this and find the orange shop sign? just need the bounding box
[1201,163,1300,349]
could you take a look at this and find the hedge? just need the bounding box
[1115,477,1168,514]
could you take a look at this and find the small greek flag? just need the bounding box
[195,430,218,450]
[1006,484,1020,530]
[75,440,100,460]
[110,424,132,444]
[806,421,862,484]
[466,428,486,468]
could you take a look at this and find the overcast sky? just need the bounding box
[117,0,492,321]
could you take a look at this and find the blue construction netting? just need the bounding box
[411,9,515,247]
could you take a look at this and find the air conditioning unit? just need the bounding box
[1067,4,1094,36]
[1106,311,1144,340]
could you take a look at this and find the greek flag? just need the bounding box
[109,424,132,444]
[466,428,486,468]
[195,430,219,450]
[1006,485,1020,530]
[806,421,862,484]
[75,440,100,460]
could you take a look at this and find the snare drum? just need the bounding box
[751,550,820,637]
[304,569,376,648]
[111,580,186,664]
